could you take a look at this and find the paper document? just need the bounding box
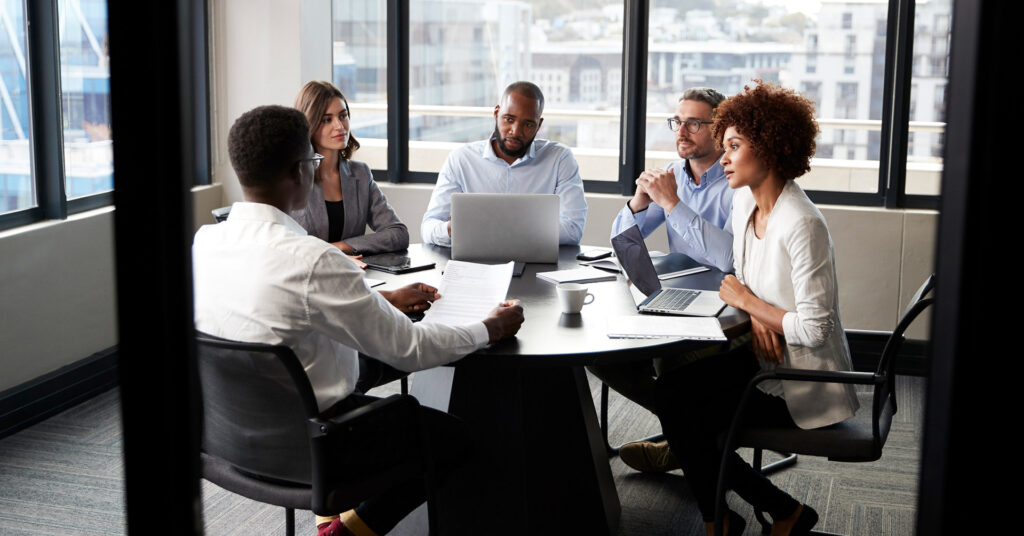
[421,261,514,327]
[606,316,726,340]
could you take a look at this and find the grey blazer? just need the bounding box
[290,160,409,254]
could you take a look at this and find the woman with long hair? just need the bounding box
[291,81,409,260]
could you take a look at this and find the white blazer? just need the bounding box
[731,180,859,429]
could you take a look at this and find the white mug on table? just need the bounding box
[557,282,594,314]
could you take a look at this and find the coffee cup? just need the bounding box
[557,282,594,314]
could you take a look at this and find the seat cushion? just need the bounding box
[735,392,892,462]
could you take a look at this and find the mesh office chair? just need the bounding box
[196,333,434,536]
[712,274,935,536]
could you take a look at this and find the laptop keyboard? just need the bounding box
[647,288,700,310]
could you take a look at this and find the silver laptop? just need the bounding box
[450,193,559,263]
[611,225,726,317]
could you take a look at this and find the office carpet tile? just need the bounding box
[0,376,924,535]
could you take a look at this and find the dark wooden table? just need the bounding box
[367,244,748,535]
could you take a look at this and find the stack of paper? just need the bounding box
[606,316,726,340]
[421,261,514,327]
[536,266,617,284]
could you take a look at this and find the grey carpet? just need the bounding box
[0,375,924,535]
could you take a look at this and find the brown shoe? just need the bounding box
[618,440,680,472]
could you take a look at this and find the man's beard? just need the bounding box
[492,124,535,159]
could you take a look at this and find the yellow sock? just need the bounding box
[340,509,377,536]
[315,514,340,527]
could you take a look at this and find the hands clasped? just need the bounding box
[631,168,680,214]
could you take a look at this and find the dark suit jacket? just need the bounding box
[290,159,410,254]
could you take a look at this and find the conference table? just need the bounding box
[365,244,749,536]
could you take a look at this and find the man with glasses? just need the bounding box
[193,105,525,536]
[593,88,733,474]
[420,81,588,246]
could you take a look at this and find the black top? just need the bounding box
[325,200,345,243]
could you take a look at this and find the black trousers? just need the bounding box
[323,392,472,534]
[654,346,800,522]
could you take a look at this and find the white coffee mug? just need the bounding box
[557,282,595,314]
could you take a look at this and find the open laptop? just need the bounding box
[611,225,726,317]
[450,193,559,263]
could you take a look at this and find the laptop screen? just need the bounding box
[610,225,662,297]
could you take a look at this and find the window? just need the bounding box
[342,0,948,208]
[332,0,388,170]
[0,0,117,231]
[404,1,623,182]
[904,0,951,198]
[1,0,34,215]
[59,0,112,200]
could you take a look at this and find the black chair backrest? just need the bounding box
[872,274,935,426]
[196,332,320,485]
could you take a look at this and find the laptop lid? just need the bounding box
[610,225,662,298]
[451,193,559,263]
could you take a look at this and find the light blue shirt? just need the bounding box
[610,159,734,272]
[421,138,588,246]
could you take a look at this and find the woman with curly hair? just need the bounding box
[291,81,409,263]
[653,82,858,535]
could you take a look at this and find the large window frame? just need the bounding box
[0,0,211,232]
[355,0,939,210]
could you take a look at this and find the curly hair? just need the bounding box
[228,105,310,188]
[294,80,360,161]
[712,81,819,180]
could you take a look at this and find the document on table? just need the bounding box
[421,260,514,327]
[606,316,726,341]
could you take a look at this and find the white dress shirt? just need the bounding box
[732,181,859,429]
[193,202,489,412]
[420,138,588,246]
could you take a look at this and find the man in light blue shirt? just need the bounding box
[421,82,587,246]
[610,87,733,273]
[597,87,733,474]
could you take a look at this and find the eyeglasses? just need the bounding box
[302,153,325,170]
[667,117,714,134]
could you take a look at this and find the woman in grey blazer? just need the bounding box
[291,81,409,257]
[653,83,856,536]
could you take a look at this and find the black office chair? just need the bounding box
[196,333,435,536]
[712,274,935,536]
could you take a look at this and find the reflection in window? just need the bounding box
[58,0,113,200]
[0,0,35,214]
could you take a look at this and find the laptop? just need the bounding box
[450,193,559,263]
[610,225,726,317]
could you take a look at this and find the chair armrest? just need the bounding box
[747,368,881,387]
[306,394,425,514]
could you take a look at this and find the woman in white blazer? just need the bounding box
[653,82,857,536]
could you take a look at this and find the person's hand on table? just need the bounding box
[380,283,441,314]
[750,316,785,364]
[719,274,754,310]
[483,299,524,343]
[347,255,366,269]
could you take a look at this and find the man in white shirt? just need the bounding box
[193,105,524,536]
[420,81,588,246]
[595,88,733,475]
